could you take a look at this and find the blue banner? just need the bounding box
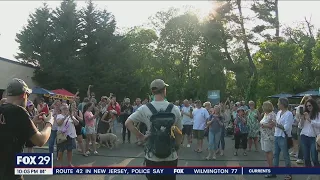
[16,153,52,168]
[52,167,320,175]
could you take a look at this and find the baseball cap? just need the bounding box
[6,78,32,96]
[124,98,130,103]
[150,79,169,90]
[237,107,245,112]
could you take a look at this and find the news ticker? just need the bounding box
[15,167,320,175]
[14,154,320,175]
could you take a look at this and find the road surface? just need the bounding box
[25,128,308,180]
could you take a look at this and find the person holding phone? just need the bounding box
[37,97,49,115]
[206,106,224,160]
[83,102,99,155]
[56,104,79,166]
[300,98,320,167]
[0,78,53,180]
[295,95,312,164]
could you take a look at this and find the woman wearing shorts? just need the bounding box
[259,101,276,177]
[83,102,99,155]
[71,102,87,157]
[56,104,78,166]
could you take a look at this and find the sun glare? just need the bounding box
[180,1,218,22]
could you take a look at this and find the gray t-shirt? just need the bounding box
[209,115,223,133]
[128,100,182,162]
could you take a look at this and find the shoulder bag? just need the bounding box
[56,118,69,144]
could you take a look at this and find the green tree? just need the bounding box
[254,41,304,101]
[45,0,81,90]
[125,27,159,97]
[77,0,116,97]
[251,0,280,40]
[155,12,201,100]
[283,20,316,89]
[15,4,53,71]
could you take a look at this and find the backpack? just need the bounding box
[145,103,176,159]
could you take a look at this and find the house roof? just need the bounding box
[0,56,37,69]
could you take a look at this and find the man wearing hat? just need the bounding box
[126,79,182,180]
[0,78,54,180]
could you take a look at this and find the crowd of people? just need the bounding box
[1,78,320,180]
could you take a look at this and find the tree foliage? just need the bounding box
[15,0,320,102]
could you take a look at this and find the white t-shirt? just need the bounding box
[56,114,77,138]
[192,107,210,130]
[181,106,193,125]
[128,101,182,162]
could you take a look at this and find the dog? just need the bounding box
[97,133,118,149]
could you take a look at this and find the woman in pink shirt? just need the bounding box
[83,102,99,155]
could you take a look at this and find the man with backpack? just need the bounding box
[126,79,182,180]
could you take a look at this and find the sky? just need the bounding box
[0,1,320,61]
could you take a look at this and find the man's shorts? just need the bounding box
[193,130,205,140]
[182,125,193,136]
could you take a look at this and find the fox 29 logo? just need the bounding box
[16,153,52,168]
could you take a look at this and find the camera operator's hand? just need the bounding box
[42,111,54,126]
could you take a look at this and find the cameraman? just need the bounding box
[0,78,53,180]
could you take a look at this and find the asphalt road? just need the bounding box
[24,127,309,180]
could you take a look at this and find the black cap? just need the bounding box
[6,78,32,96]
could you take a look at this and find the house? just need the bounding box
[0,57,38,98]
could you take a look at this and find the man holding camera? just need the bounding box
[0,78,54,180]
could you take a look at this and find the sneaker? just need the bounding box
[187,144,191,148]
[296,159,304,164]
[85,151,90,155]
[289,152,296,157]
[212,154,216,160]
[94,151,98,155]
[220,151,224,156]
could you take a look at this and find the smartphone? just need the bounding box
[41,104,49,115]
[299,106,304,115]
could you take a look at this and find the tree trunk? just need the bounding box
[275,0,280,38]
[236,0,257,76]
